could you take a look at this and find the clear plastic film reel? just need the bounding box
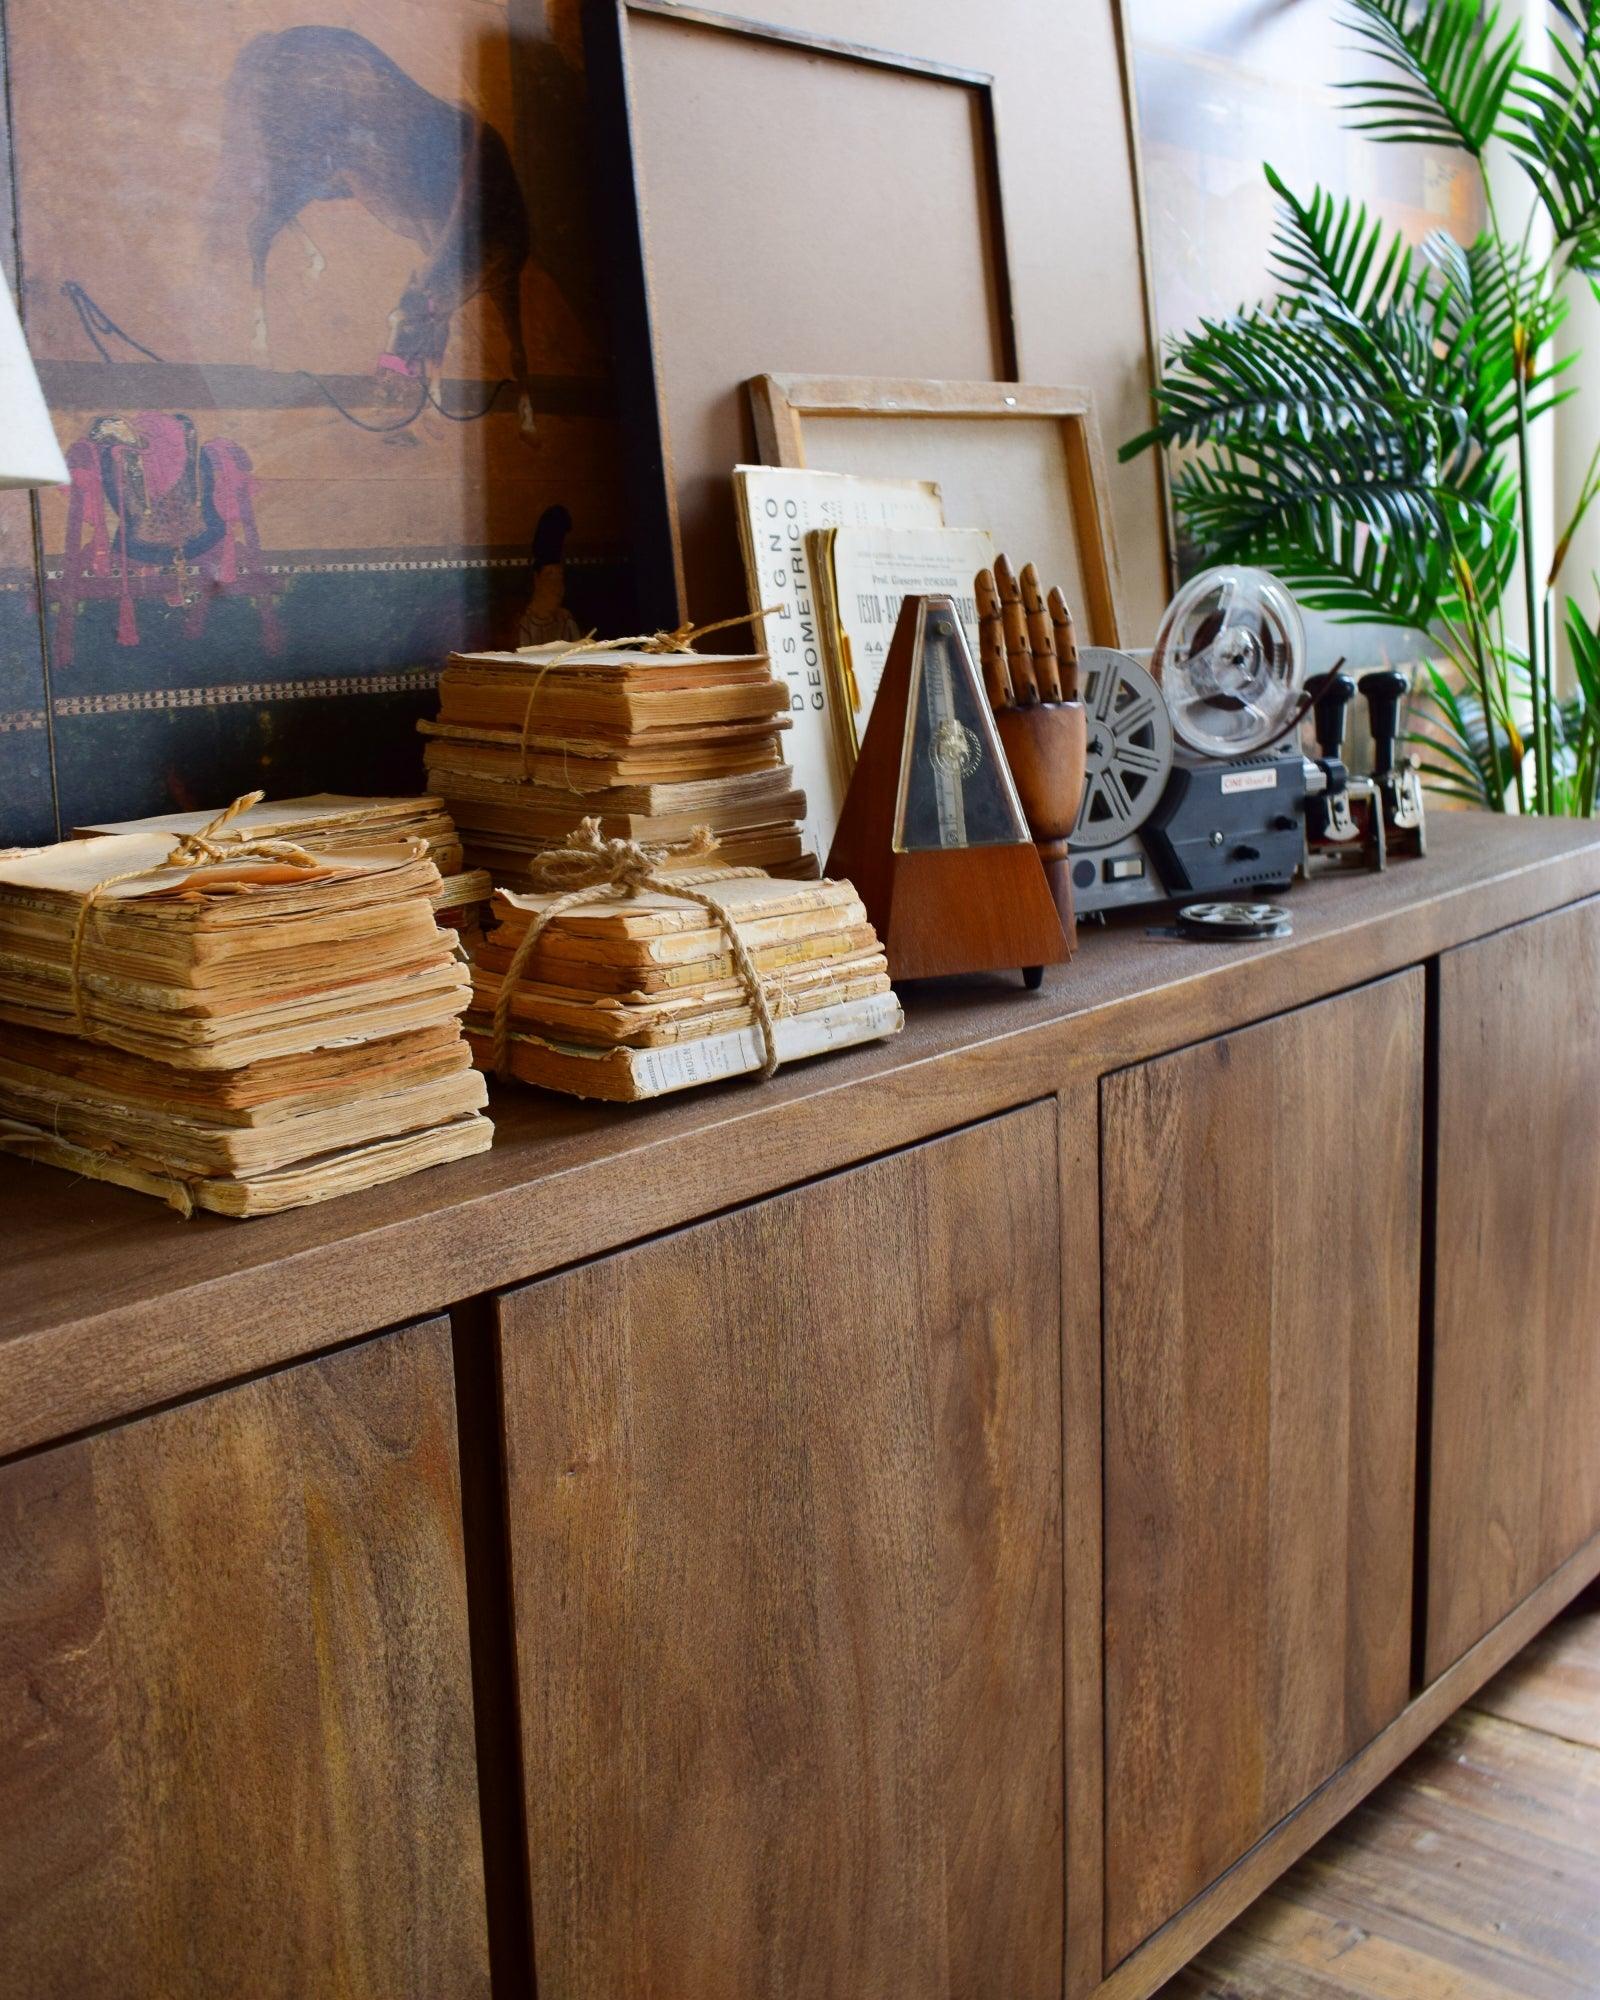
[1153,566,1307,759]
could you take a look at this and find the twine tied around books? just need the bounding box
[490,816,780,1084]
[513,605,782,783]
[67,790,325,1039]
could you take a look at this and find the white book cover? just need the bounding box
[626,990,903,1097]
[733,467,945,864]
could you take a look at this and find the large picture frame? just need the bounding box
[581,0,1018,627]
[748,373,1125,647]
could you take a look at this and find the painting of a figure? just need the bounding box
[0,0,628,842]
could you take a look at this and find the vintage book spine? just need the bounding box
[429,766,803,814]
[478,989,903,1101]
[478,967,889,1048]
[448,647,769,674]
[474,921,880,992]
[0,1065,488,1176]
[0,1111,494,1216]
[423,740,784,784]
[435,679,787,730]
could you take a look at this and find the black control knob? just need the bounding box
[1307,670,1357,766]
[1362,669,1410,779]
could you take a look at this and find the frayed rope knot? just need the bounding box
[490,817,780,1084]
[67,790,325,1038]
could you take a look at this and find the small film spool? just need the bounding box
[1175,900,1292,941]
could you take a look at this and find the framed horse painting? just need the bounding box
[0,0,632,841]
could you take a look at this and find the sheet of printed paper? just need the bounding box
[822,526,997,762]
[733,466,944,863]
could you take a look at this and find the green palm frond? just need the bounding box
[1422,230,1577,459]
[1339,0,1523,154]
[1567,591,1600,711]
[1123,307,1415,460]
[1122,193,1510,638]
[1410,657,1526,805]
[1422,229,1566,360]
[1168,451,1489,631]
[1562,594,1600,812]
[1263,166,1427,319]
[1121,0,1600,819]
[1504,24,1600,274]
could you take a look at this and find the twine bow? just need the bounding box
[67,790,325,1038]
[513,606,782,781]
[490,817,780,1083]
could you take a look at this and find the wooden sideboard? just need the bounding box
[5,812,1600,2000]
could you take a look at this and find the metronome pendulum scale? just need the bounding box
[826,594,1071,985]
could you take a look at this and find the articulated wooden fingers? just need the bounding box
[1021,564,1063,702]
[993,553,1040,705]
[975,567,1014,709]
[1047,585,1080,701]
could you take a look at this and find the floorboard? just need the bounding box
[1157,1592,1600,2000]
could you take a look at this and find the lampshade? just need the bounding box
[0,275,67,489]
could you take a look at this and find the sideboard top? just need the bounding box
[3,810,1597,1460]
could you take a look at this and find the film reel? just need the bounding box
[1154,566,1306,759]
[1071,647,1175,851]
[1175,901,1292,941]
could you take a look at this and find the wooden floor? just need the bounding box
[1157,1589,1600,2000]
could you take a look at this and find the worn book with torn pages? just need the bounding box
[484,991,903,1101]
[466,866,901,1101]
[0,825,492,1215]
[423,643,813,886]
[70,792,491,943]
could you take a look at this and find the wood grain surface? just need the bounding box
[1156,1593,1600,2000]
[2,813,1595,1464]
[1101,974,1424,1970]
[0,1320,489,1999]
[1427,897,1600,1679]
[1060,1075,1107,2000]
[1472,1583,1600,1749]
[499,1105,1064,2000]
[1093,1528,1600,2000]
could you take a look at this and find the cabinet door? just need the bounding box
[499,1104,1063,2000]
[1427,899,1600,1679]
[0,1319,489,2000]
[1102,975,1423,1969]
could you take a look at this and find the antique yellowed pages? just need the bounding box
[809,525,996,768]
[733,465,945,860]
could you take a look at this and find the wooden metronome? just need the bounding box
[826,594,1071,985]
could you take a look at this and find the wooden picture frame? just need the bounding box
[580,0,1018,627]
[748,374,1126,647]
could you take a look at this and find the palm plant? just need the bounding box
[1123,0,1600,813]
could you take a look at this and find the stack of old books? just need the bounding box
[73,793,493,946]
[419,643,812,884]
[0,822,492,1215]
[468,863,901,1100]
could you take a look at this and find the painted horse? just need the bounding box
[220,26,534,432]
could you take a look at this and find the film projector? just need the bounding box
[1069,566,1425,919]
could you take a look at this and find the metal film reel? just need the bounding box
[1154,565,1307,759]
[1176,901,1292,940]
[1071,647,1175,851]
